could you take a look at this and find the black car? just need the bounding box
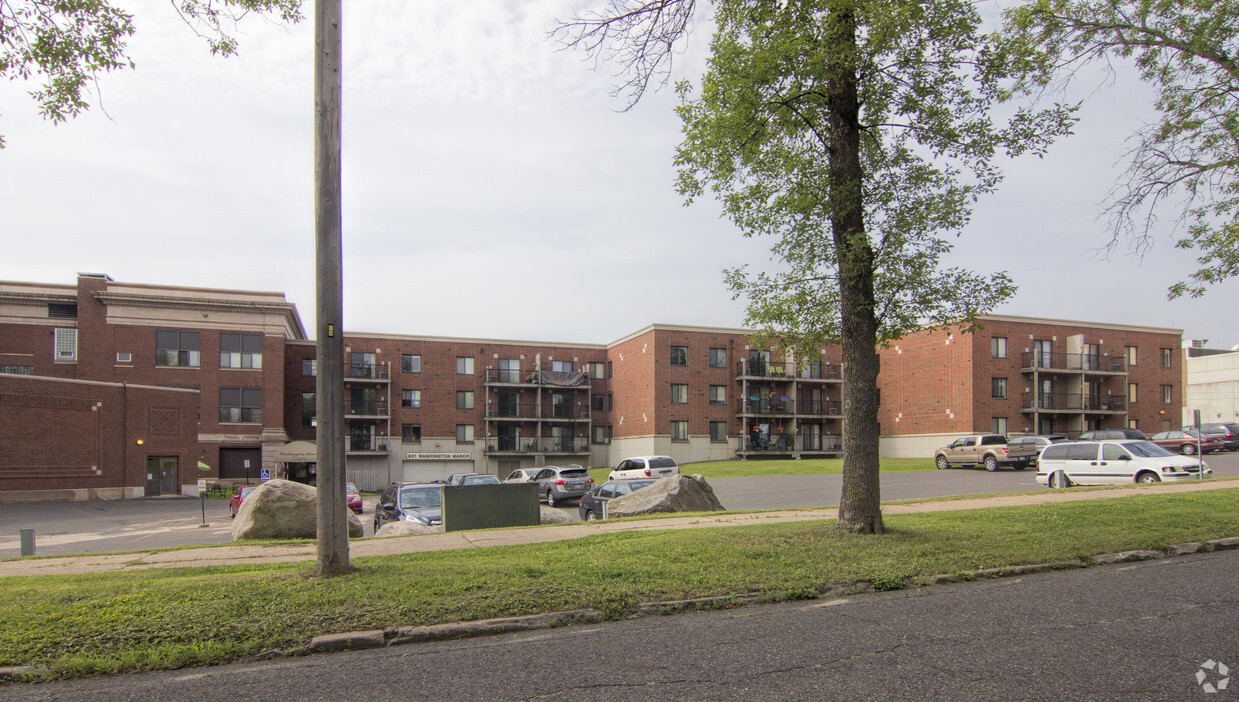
[578,479,658,521]
[373,482,444,532]
[1197,423,1239,451]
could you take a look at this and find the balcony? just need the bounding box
[346,362,391,382]
[798,400,842,416]
[1020,352,1126,374]
[796,363,842,381]
[739,399,796,415]
[739,434,842,454]
[345,435,389,454]
[736,361,793,378]
[484,368,589,388]
[799,434,843,452]
[1020,393,1125,413]
[345,400,388,418]
[484,437,591,454]
[483,404,590,420]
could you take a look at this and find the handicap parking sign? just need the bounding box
[260,468,271,481]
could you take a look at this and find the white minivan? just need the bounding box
[608,456,679,481]
[1036,440,1210,488]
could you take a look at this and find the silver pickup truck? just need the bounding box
[933,434,1017,472]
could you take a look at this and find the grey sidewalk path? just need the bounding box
[3,479,1234,578]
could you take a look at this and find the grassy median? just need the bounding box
[1,487,1236,681]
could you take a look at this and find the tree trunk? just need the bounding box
[827,2,883,534]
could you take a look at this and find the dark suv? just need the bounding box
[373,482,444,532]
[1076,428,1148,441]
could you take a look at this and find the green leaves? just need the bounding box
[999,0,1239,298]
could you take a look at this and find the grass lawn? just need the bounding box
[1,487,1236,680]
[587,457,933,482]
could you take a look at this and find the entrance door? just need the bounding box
[145,457,178,496]
[497,425,518,451]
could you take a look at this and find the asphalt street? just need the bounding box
[7,545,1237,700]
[1,451,1235,558]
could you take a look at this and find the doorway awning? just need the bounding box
[272,440,318,463]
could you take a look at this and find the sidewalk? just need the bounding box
[2,480,1233,578]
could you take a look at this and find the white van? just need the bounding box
[608,456,679,481]
[1036,440,1210,488]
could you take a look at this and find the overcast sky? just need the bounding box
[1,0,1235,350]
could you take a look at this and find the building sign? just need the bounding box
[405,452,472,461]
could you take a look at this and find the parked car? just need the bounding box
[346,481,363,514]
[373,482,444,531]
[1149,430,1220,455]
[1193,423,1239,451]
[503,468,541,483]
[229,485,258,518]
[608,456,679,481]
[1004,435,1069,468]
[1036,440,1210,488]
[534,465,594,507]
[1076,428,1148,441]
[578,478,658,520]
[447,473,501,486]
[933,434,1015,471]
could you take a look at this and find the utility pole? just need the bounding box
[315,0,348,575]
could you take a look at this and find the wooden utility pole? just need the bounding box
[315,0,348,575]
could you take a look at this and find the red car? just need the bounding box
[229,485,258,518]
[346,482,363,514]
[1149,430,1220,455]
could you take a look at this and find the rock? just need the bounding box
[605,474,725,518]
[375,521,444,537]
[540,506,575,524]
[231,479,362,541]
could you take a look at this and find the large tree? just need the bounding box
[560,0,1073,532]
[0,0,303,148]
[1002,0,1239,298]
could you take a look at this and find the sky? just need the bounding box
[1,0,1235,350]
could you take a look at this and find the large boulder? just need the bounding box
[231,479,363,541]
[375,521,444,537]
[539,506,575,524]
[605,474,725,518]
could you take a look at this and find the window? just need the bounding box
[402,354,421,373]
[497,358,520,383]
[1125,346,1138,366]
[219,333,262,369]
[219,387,262,423]
[588,362,606,379]
[592,425,610,444]
[302,359,316,376]
[670,383,688,404]
[402,424,421,443]
[456,390,474,410]
[1128,418,1140,430]
[671,420,688,441]
[0,365,34,375]
[670,345,688,366]
[551,360,574,373]
[456,424,474,443]
[991,337,1007,359]
[349,352,376,379]
[709,347,726,368]
[607,394,613,411]
[301,392,316,427]
[1033,339,1052,367]
[992,417,1008,435]
[710,421,727,442]
[402,389,421,408]
[155,330,198,367]
[1160,348,1173,368]
[992,377,1007,399]
[456,357,474,375]
[1082,343,1100,371]
[709,385,726,405]
[47,303,77,319]
[1161,384,1173,404]
[591,394,605,412]
[1127,383,1138,404]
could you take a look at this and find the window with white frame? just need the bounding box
[991,417,1008,435]
[456,357,474,375]
[992,377,1007,399]
[402,354,421,373]
[670,420,688,441]
[551,360,574,373]
[991,337,1007,359]
[456,390,474,410]
[1125,346,1138,366]
[1161,384,1172,404]
[456,424,474,443]
[402,389,421,408]
[670,383,688,404]
[588,362,606,379]
[709,385,726,404]
[219,333,262,369]
[155,330,198,367]
[1127,383,1138,404]
[1160,348,1173,368]
[302,359,316,376]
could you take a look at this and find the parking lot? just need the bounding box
[2,452,1235,559]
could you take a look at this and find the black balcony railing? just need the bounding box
[741,400,795,415]
[737,361,791,378]
[796,363,843,380]
[345,436,389,453]
[798,400,842,416]
[1020,392,1124,411]
[485,403,540,419]
[484,368,589,387]
[799,434,843,452]
[484,438,590,453]
[345,400,388,416]
[545,406,590,420]
[347,362,390,380]
[1020,352,1125,373]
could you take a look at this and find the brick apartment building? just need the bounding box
[0,274,1185,499]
